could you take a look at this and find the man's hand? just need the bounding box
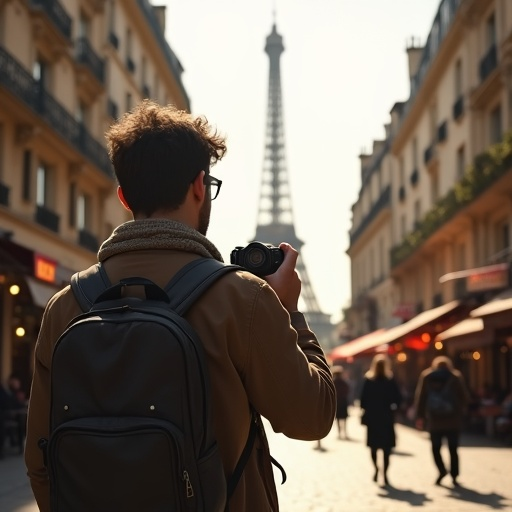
[264,243,301,312]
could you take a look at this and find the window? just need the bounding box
[108,0,115,32]
[141,56,147,86]
[79,14,89,38]
[399,157,404,186]
[495,220,510,255]
[77,192,92,230]
[412,138,418,168]
[400,214,406,239]
[22,150,31,201]
[490,105,502,144]
[379,238,384,278]
[0,123,4,180]
[456,243,466,270]
[33,58,48,86]
[154,74,159,103]
[69,183,76,227]
[430,171,439,203]
[486,13,496,49]
[456,145,465,179]
[454,59,462,97]
[429,103,437,141]
[414,199,421,226]
[126,92,132,112]
[36,163,49,206]
[126,28,132,58]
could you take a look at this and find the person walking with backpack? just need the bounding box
[414,355,470,486]
[24,100,336,512]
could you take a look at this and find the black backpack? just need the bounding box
[426,377,455,417]
[38,258,261,512]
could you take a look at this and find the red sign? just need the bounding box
[466,268,508,292]
[34,254,57,283]
[392,303,416,320]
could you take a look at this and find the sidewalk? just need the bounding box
[266,409,512,512]
[0,448,36,512]
[1,409,511,511]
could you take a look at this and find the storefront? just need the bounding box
[0,237,73,392]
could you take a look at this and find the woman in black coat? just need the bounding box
[360,354,402,486]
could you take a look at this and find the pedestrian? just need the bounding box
[24,100,336,512]
[414,355,469,486]
[360,354,402,486]
[333,365,350,439]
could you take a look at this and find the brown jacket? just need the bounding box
[25,247,335,512]
[414,367,469,432]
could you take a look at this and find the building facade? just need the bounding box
[0,0,189,392]
[345,0,512,400]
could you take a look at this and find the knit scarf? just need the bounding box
[97,219,224,263]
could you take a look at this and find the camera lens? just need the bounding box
[246,247,265,268]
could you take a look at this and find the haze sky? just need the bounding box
[163,0,441,322]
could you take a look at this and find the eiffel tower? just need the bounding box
[253,23,332,344]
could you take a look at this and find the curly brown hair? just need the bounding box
[105,100,227,216]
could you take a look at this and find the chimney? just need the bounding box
[390,102,405,129]
[406,37,424,82]
[153,5,166,33]
[372,140,385,154]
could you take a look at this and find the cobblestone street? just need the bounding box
[1,408,511,511]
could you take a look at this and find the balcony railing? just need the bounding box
[78,228,99,252]
[479,44,497,83]
[75,37,105,84]
[350,185,391,245]
[391,132,512,268]
[0,182,9,206]
[35,205,60,233]
[453,95,464,121]
[0,46,112,178]
[30,0,72,41]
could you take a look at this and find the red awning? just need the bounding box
[329,328,387,361]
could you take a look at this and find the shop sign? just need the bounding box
[466,267,509,292]
[34,253,57,283]
[392,303,416,320]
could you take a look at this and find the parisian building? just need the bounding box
[0,0,189,392]
[343,0,512,408]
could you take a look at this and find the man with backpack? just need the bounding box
[414,355,469,487]
[24,100,336,512]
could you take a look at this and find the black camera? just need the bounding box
[230,241,284,277]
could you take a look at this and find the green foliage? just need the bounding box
[391,132,512,268]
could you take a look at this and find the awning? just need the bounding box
[437,318,484,341]
[378,300,461,345]
[26,277,60,308]
[329,328,387,360]
[470,288,512,318]
[437,317,494,352]
[439,263,509,283]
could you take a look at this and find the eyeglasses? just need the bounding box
[205,174,222,200]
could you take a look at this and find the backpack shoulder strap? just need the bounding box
[164,258,241,316]
[70,263,112,312]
